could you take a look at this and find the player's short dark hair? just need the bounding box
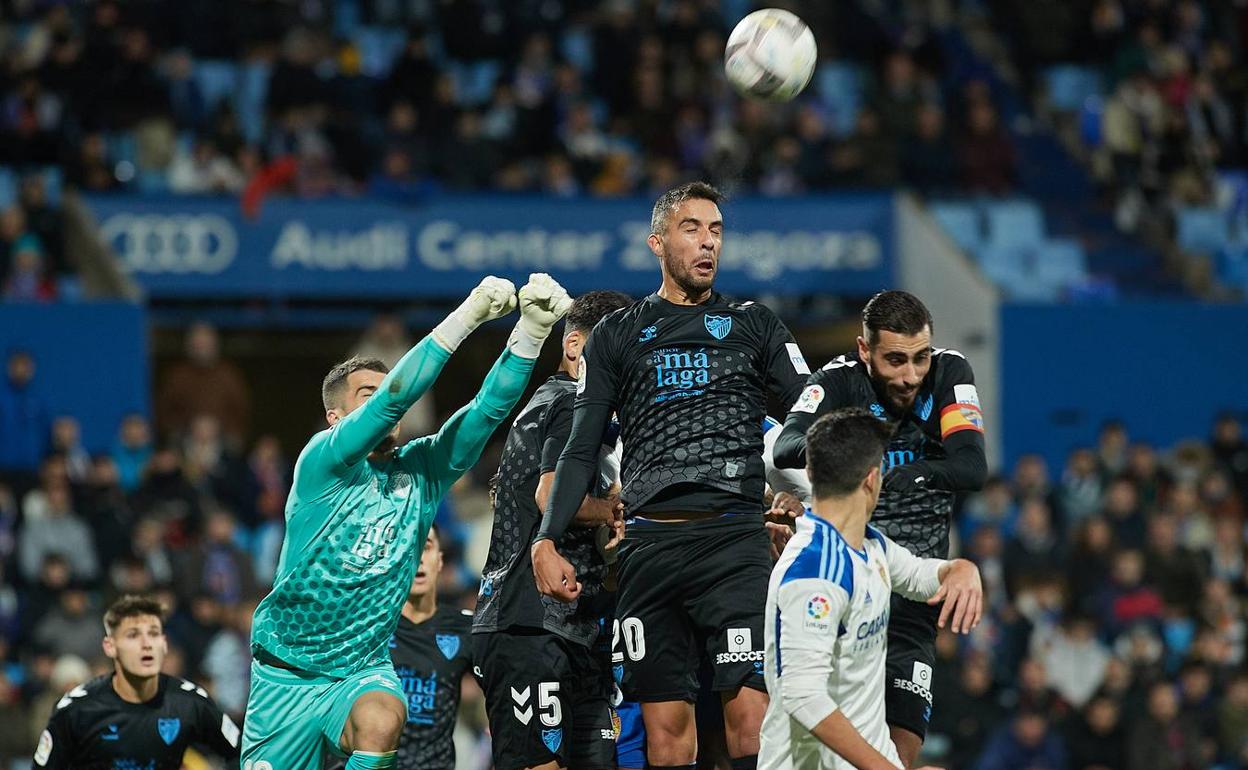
[322,356,390,411]
[650,181,723,236]
[566,290,633,335]
[862,290,933,345]
[103,595,166,636]
[806,408,895,499]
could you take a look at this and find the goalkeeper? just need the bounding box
[241,274,573,770]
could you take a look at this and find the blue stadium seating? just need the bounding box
[194,60,240,111]
[929,202,982,253]
[1176,207,1230,254]
[354,27,408,78]
[1034,239,1088,286]
[0,167,17,209]
[816,62,863,138]
[984,200,1046,251]
[1045,65,1103,112]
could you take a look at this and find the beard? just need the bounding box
[662,249,715,295]
[870,369,918,414]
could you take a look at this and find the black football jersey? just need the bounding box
[475,374,616,647]
[391,607,474,770]
[779,348,982,558]
[33,673,239,769]
[577,292,808,515]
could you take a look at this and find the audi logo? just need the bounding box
[100,213,238,274]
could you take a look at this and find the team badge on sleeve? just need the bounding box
[953,383,981,408]
[791,385,825,414]
[576,357,587,395]
[940,402,984,438]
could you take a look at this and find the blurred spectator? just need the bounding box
[112,412,153,493]
[131,517,174,586]
[201,598,256,718]
[32,587,101,662]
[176,508,257,606]
[902,104,957,195]
[933,653,1005,769]
[182,414,253,524]
[156,322,251,445]
[959,101,1017,196]
[26,654,90,751]
[973,708,1068,770]
[1144,513,1206,615]
[1004,498,1064,596]
[1060,448,1104,527]
[1066,517,1115,616]
[0,349,50,490]
[130,445,203,543]
[18,481,97,583]
[962,474,1018,542]
[1220,673,1248,766]
[1035,614,1109,709]
[1102,474,1147,549]
[50,416,91,484]
[1064,695,1126,770]
[82,455,135,570]
[1128,682,1203,770]
[1099,549,1164,636]
[168,138,247,194]
[1212,414,1248,501]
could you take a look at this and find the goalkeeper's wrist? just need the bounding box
[432,308,477,353]
[507,316,551,359]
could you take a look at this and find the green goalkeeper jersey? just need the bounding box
[251,338,535,678]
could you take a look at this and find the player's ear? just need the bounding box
[326,408,341,427]
[563,328,583,361]
[647,232,663,259]
[863,465,881,497]
[102,635,116,660]
[856,334,871,364]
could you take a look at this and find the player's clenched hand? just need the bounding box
[928,558,982,634]
[532,538,581,602]
[462,276,518,325]
[517,273,573,339]
[766,490,805,524]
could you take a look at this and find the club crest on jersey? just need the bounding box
[638,325,657,343]
[869,403,885,419]
[437,633,460,660]
[704,314,732,340]
[158,718,180,745]
[542,727,564,753]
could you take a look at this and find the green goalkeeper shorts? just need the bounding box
[240,657,404,770]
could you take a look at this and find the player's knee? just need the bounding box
[644,716,696,765]
[346,696,406,752]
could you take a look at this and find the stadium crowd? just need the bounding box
[0,0,1017,205]
[994,0,1248,229]
[0,312,1246,769]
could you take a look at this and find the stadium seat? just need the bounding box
[194,60,240,111]
[354,27,408,78]
[816,62,863,138]
[451,60,502,107]
[984,200,1047,251]
[561,26,595,73]
[237,61,272,145]
[929,201,983,253]
[1045,65,1102,112]
[0,167,17,209]
[1034,239,1088,286]
[41,166,63,206]
[1176,207,1230,255]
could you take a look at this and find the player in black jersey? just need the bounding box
[772,291,986,768]
[389,525,474,770]
[32,595,240,769]
[532,182,810,770]
[474,289,632,770]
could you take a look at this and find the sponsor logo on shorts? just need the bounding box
[891,677,934,705]
[718,628,763,664]
[601,728,617,740]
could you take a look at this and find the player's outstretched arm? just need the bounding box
[326,276,517,468]
[879,531,983,634]
[406,274,571,496]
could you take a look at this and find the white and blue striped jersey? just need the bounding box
[760,513,946,770]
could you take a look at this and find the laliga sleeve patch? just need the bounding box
[35,729,52,766]
[576,357,587,395]
[222,714,240,748]
[785,343,811,375]
[803,593,833,633]
[790,384,825,414]
[953,383,980,408]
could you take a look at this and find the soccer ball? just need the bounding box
[723,9,817,102]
